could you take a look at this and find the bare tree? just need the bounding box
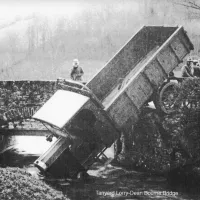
[170,0,200,19]
[26,17,44,55]
[171,0,200,10]
[39,17,49,53]
[26,24,36,54]
[55,17,67,56]
[46,24,60,78]
[6,32,19,65]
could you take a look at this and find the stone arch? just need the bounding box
[1,105,41,124]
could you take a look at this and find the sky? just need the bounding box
[0,1,84,21]
[0,0,140,24]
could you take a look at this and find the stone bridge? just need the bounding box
[0,80,62,136]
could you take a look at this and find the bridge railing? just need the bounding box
[0,80,72,128]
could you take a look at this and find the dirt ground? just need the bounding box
[1,160,200,200]
[41,161,200,200]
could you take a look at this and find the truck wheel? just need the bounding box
[154,82,180,114]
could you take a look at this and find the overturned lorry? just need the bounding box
[33,26,193,178]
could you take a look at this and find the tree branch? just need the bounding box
[173,1,200,10]
[188,1,200,9]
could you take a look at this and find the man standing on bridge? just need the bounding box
[70,59,84,81]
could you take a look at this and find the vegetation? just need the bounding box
[114,78,200,190]
[0,167,69,200]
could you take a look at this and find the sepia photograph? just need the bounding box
[0,0,200,199]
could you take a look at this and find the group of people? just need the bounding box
[181,57,200,78]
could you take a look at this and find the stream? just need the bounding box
[0,135,200,199]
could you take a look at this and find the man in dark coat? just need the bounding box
[181,57,194,77]
[70,59,84,81]
[193,60,200,77]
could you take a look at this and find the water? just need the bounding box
[0,134,199,199]
[0,135,57,167]
[9,136,57,155]
[0,134,114,169]
[0,133,115,184]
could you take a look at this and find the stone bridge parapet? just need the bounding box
[0,80,59,128]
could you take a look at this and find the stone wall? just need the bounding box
[0,80,59,127]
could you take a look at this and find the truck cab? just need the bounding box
[33,80,119,178]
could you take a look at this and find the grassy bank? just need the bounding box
[0,167,69,200]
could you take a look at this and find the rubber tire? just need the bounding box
[154,82,180,114]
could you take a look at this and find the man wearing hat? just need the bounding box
[193,60,200,77]
[70,59,84,81]
[181,57,194,77]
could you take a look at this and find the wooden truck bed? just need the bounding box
[86,26,193,131]
[102,45,160,108]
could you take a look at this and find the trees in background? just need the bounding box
[170,0,200,20]
[1,0,200,79]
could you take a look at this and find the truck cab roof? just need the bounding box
[33,90,89,129]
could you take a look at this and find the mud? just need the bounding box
[1,143,200,200]
[41,162,200,200]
